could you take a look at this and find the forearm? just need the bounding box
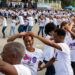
[42,57,55,69]
[35,35,61,50]
[38,61,43,68]
[7,34,20,42]
[36,35,53,46]
[0,62,18,75]
[69,30,75,38]
[69,22,74,30]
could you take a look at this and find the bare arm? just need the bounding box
[0,59,18,75]
[7,32,27,42]
[38,57,55,71]
[69,30,75,38]
[65,25,75,38]
[29,32,62,50]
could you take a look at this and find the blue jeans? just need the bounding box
[38,27,44,37]
[28,26,33,31]
[9,26,15,36]
[18,25,24,33]
[44,60,55,75]
[2,26,7,36]
[23,26,27,31]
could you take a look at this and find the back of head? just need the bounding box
[55,28,66,38]
[3,42,25,60]
[45,22,56,35]
[60,21,68,29]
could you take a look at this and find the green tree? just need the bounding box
[61,0,71,8]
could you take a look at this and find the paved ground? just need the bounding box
[0,18,46,75]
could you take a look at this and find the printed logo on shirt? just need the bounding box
[69,43,75,48]
[55,52,58,59]
[23,54,37,66]
[69,42,75,50]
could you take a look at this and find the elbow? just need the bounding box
[7,39,11,42]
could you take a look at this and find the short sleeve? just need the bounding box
[14,65,31,75]
[39,50,43,62]
[58,43,70,54]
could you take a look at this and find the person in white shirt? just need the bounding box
[67,28,75,75]
[29,29,73,75]
[35,13,38,24]
[17,15,25,33]
[23,16,29,31]
[45,15,50,25]
[9,16,18,36]
[38,16,45,37]
[60,21,73,45]
[42,23,56,75]
[7,32,43,75]
[0,42,31,75]
[0,16,7,38]
[28,14,34,31]
[53,16,58,27]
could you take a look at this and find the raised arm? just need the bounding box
[7,32,27,42]
[0,59,18,75]
[28,31,62,50]
[65,25,75,38]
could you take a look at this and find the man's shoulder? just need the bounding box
[14,64,31,75]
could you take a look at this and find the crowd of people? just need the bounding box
[0,7,75,75]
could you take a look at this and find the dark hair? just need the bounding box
[45,22,56,35]
[23,35,33,40]
[12,16,16,19]
[55,29,66,37]
[60,21,68,28]
[24,16,27,18]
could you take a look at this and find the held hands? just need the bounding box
[38,66,44,71]
[28,31,38,38]
[19,32,27,36]
[19,31,38,37]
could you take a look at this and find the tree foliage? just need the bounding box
[61,0,71,8]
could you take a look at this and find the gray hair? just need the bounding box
[3,42,25,59]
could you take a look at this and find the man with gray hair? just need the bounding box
[0,42,31,75]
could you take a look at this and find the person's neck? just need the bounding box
[26,47,35,52]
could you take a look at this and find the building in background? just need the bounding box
[0,0,61,9]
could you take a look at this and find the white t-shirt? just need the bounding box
[14,64,31,75]
[11,20,17,27]
[53,18,58,26]
[2,18,7,27]
[39,19,45,27]
[43,35,54,61]
[54,43,73,75]
[64,32,72,45]
[21,48,43,75]
[45,18,50,25]
[69,39,75,62]
[24,19,29,26]
[28,17,34,26]
[35,14,38,20]
[18,16,24,25]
